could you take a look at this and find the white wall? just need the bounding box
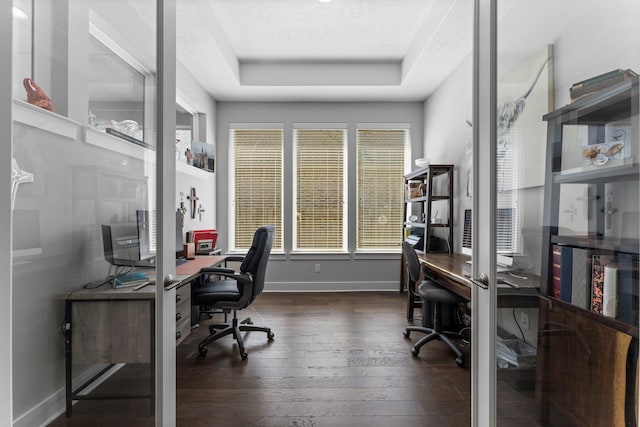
[216,102,423,291]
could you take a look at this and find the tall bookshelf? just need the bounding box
[538,76,639,427]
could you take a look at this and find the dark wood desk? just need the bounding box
[63,255,226,416]
[417,252,541,307]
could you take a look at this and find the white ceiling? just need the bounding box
[176,0,474,102]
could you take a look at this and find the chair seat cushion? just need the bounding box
[418,280,464,304]
[192,279,241,304]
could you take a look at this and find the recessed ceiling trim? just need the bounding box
[240,61,402,86]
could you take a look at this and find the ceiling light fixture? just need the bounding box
[13,6,29,20]
[317,0,332,3]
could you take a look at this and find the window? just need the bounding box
[229,125,283,251]
[293,126,347,251]
[497,126,521,254]
[356,127,408,250]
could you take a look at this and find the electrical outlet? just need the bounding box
[314,263,321,273]
[520,311,530,330]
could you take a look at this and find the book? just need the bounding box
[106,128,154,150]
[570,69,638,100]
[616,253,639,325]
[559,246,573,303]
[551,245,562,299]
[113,272,149,289]
[602,265,618,318]
[571,248,594,309]
[591,254,616,314]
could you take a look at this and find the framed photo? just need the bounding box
[191,140,215,172]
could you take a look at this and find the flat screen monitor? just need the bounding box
[461,208,514,267]
[136,209,184,261]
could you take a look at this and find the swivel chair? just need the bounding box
[401,242,465,367]
[192,225,275,359]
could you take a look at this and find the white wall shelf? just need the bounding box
[13,99,79,140]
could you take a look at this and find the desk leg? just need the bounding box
[64,300,73,417]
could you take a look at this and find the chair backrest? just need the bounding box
[239,225,275,301]
[402,241,422,296]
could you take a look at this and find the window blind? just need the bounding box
[294,129,346,250]
[497,127,521,254]
[230,128,283,251]
[356,129,407,250]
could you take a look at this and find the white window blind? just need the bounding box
[293,128,346,251]
[497,126,521,254]
[229,127,283,251]
[356,128,407,250]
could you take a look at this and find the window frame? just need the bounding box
[292,123,348,253]
[228,123,285,252]
[355,123,411,253]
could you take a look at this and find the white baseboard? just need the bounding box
[14,364,123,427]
[264,281,398,292]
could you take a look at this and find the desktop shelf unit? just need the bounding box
[403,164,454,255]
[538,76,639,427]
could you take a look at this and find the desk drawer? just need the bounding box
[71,300,152,364]
[175,283,191,346]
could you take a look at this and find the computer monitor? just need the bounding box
[461,208,514,267]
[101,223,153,268]
[136,209,185,261]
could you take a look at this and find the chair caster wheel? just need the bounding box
[403,331,410,339]
[411,347,419,357]
[241,352,248,360]
[456,357,464,368]
[267,332,275,340]
[199,346,208,356]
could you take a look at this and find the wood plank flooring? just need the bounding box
[176,292,471,427]
[50,291,539,426]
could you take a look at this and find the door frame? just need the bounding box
[471,0,498,425]
[156,0,177,425]
[1,0,14,424]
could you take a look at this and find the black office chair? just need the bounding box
[401,242,465,367]
[192,225,275,359]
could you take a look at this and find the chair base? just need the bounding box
[404,325,465,367]
[198,312,274,360]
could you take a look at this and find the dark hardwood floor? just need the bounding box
[176,292,471,427]
[51,291,543,426]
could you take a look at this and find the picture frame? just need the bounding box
[191,140,215,172]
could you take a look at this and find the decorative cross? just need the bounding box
[178,191,187,220]
[187,187,198,219]
[197,204,206,221]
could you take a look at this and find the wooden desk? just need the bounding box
[417,252,541,307]
[63,255,225,416]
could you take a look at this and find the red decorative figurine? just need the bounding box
[23,78,54,112]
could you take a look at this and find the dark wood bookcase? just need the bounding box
[538,76,639,427]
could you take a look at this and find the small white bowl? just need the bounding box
[415,158,430,168]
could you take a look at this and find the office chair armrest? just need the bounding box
[200,266,236,275]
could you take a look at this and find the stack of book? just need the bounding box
[569,68,638,101]
[112,272,149,289]
[551,245,639,324]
